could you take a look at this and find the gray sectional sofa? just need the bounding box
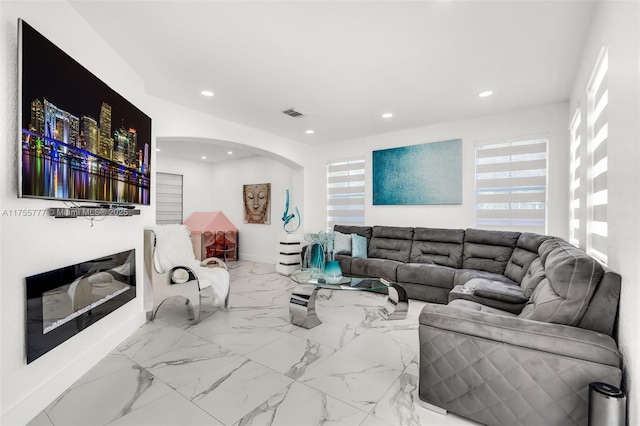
[333,224,622,426]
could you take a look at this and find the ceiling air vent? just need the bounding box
[282,108,305,118]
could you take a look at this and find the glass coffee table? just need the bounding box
[289,270,408,329]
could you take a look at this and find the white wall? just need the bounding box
[303,103,570,238]
[569,1,640,422]
[155,155,216,220]
[0,2,309,424]
[0,3,152,424]
[155,154,298,263]
[159,103,570,261]
[209,156,298,263]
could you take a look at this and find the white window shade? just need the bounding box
[327,157,365,228]
[569,107,583,247]
[586,48,609,264]
[156,172,183,224]
[475,137,548,234]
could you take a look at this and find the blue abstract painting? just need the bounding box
[373,139,462,205]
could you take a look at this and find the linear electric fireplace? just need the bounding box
[25,249,136,363]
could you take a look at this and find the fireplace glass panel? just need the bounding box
[26,249,136,363]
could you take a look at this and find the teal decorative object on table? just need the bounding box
[324,258,342,284]
[309,243,325,279]
[281,189,300,233]
[305,230,333,279]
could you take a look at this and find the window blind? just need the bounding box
[475,137,548,234]
[156,172,183,224]
[569,107,583,247]
[327,157,365,229]
[586,48,608,264]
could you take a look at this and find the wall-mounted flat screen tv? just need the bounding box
[18,19,152,205]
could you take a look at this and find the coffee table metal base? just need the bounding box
[379,283,409,320]
[289,283,409,329]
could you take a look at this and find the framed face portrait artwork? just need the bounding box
[243,183,271,224]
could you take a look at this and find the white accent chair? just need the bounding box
[144,224,230,323]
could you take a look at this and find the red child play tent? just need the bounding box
[184,211,238,261]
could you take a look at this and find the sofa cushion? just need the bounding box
[410,227,464,268]
[368,226,414,262]
[333,225,372,240]
[504,233,552,284]
[449,282,526,314]
[350,257,401,282]
[453,269,517,287]
[396,263,456,289]
[468,279,527,304]
[577,268,621,336]
[519,238,604,327]
[520,257,546,298]
[447,299,517,317]
[461,228,521,274]
[335,254,352,276]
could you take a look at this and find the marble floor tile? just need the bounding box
[360,415,394,426]
[177,357,293,425]
[199,323,293,355]
[29,260,480,426]
[117,322,202,363]
[106,391,223,426]
[246,333,336,379]
[371,372,420,426]
[298,350,402,413]
[45,364,173,426]
[138,339,242,389]
[26,412,53,426]
[404,356,419,377]
[341,329,418,372]
[238,289,293,307]
[233,381,368,426]
[72,351,135,388]
[213,305,292,329]
[367,324,419,343]
[290,318,364,350]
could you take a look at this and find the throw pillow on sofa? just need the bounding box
[334,231,352,255]
[352,234,368,258]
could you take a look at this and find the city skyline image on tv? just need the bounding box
[19,19,152,205]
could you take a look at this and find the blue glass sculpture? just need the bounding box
[281,189,300,233]
[309,243,325,279]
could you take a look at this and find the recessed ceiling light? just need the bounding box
[227,151,233,155]
[201,156,207,160]
[382,113,393,118]
[200,90,214,97]
[305,130,315,134]
[479,91,493,97]
[155,148,160,152]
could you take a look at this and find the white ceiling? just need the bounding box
[155,137,258,164]
[70,0,595,154]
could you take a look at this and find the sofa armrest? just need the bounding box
[449,284,526,314]
[472,281,526,303]
[419,303,620,367]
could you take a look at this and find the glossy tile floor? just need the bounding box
[29,261,478,426]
